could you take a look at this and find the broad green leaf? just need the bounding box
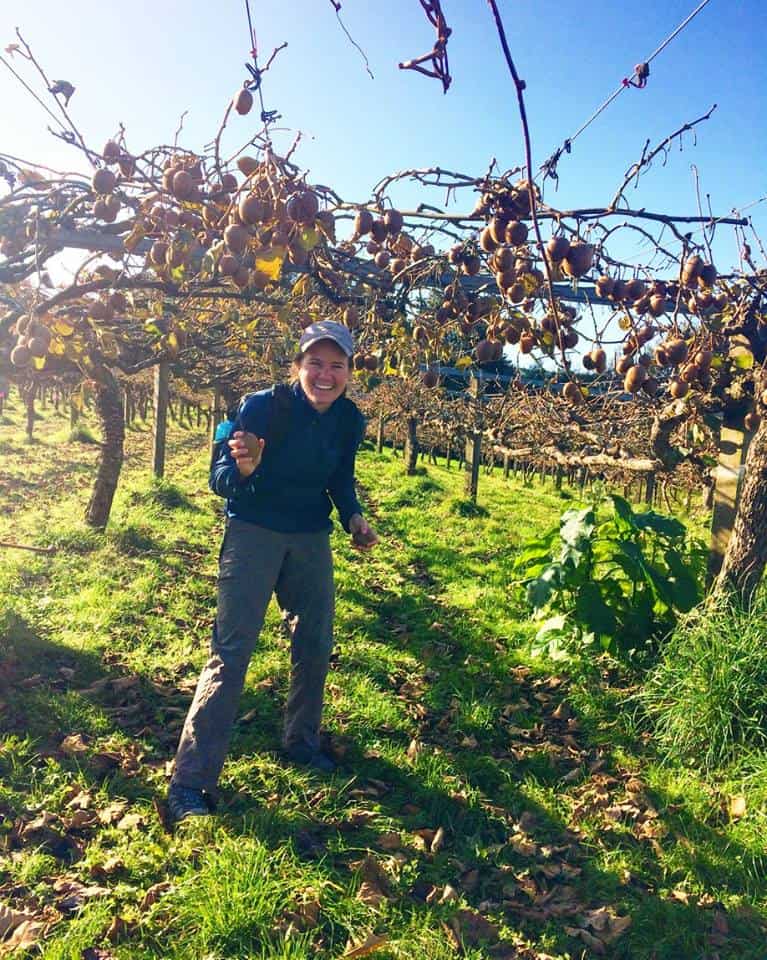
[526,564,562,611]
[609,494,637,534]
[664,549,700,611]
[634,511,685,539]
[575,581,617,638]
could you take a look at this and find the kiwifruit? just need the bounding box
[117,154,135,178]
[668,377,689,399]
[623,365,647,393]
[383,208,403,235]
[232,266,250,288]
[625,278,646,301]
[411,243,434,261]
[237,156,260,177]
[745,411,761,431]
[10,344,31,367]
[371,219,387,243]
[224,224,249,255]
[91,167,117,195]
[680,363,701,384]
[172,170,194,201]
[654,346,669,366]
[562,241,594,278]
[447,244,464,265]
[489,215,508,246]
[615,355,633,375]
[476,339,495,364]
[504,324,521,345]
[642,377,659,397]
[102,140,121,163]
[699,263,717,288]
[220,173,238,194]
[681,254,704,288]
[233,88,253,115]
[507,282,525,303]
[591,348,607,373]
[461,255,481,276]
[694,349,713,369]
[697,290,714,310]
[374,250,391,269]
[343,306,360,329]
[611,279,629,302]
[563,381,584,405]
[102,195,120,222]
[519,332,535,354]
[648,294,666,317]
[238,194,267,225]
[87,300,110,321]
[505,220,528,246]
[353,209,374,237]
[363,355,378,371]
[582,353,595,370]
[687,296,700,315]
[219,253,239,277]
[546,235,570,262]
[109,292,127,312]
[390,257,407,275]
[493,246,514,272]
[150,241,169,266]
[594,275,614,298]
[421,368,439,388]
[664,338,688,365]
[637,324,656,345]
[480,227,497,253]
[27,336,48,358]
[637,353,652,368]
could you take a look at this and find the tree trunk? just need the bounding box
[85,367,125,529]
[404,416,419,475]
[464,431,482,502]
[715,414,767,604]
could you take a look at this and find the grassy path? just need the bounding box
[0,392,765,959]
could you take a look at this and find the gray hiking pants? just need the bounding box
[173,517,335,793]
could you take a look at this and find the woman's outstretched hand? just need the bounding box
[229,431,265,478]
[349,513,379,550]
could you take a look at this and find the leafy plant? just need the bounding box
[513,494,701,660]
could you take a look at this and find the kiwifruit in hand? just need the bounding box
[352,526,377,547]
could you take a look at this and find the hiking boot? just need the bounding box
[167,782,212,822]
[285,744,337,774]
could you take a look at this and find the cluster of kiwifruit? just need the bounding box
[544,234,595,279]
[8,314,53,368]
[614,329,717,399]
[593,259,724,319]
[352,208,434,279]
[472,179,537,220]
[139,151,332,293]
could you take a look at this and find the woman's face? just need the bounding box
[298,339,351,412]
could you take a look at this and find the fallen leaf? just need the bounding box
[377,832,401,851]
[116,812,144,831]
[357,881,388,907]
[140,882,173,909]
[342,932,389,958]
[60,733,89,755]
[728,794,747,819]
[430,825,446,853]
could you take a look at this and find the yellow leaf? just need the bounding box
[728,345,754,370]
[53,318,75,337]
[455,356,473,370]
[292,275,312,297]
[254,247,284,281]
[32,355,46,370]
[49,337,65,356]
[297,227,320,252]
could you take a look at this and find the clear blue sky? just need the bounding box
[2,0,765,271]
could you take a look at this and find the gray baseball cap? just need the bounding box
[299,320,355,357]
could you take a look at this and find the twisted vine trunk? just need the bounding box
[404,416,419,475]
[716,410,767,605]
[85,367,124,529]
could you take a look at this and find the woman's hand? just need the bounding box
[349,513,379,550]
[228,431,264,478]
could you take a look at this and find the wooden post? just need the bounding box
[25,389,35,442]
[152,362,169,478]
[707,417,751,587]
[644,472,656,506]
[555,466,564,491]
[445,440,452,469]
[464,431,482,502]
[376,411,385,454]
[503,453,510,479]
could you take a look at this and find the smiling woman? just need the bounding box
[167,319,379,823]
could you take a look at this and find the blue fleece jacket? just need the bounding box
[210,383,365,533]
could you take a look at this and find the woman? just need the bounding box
[168,320,378,822]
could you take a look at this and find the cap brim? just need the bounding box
[299,335,353,357]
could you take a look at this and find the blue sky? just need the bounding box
[2,0,765,271]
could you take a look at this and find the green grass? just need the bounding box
[0,390,766,959]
